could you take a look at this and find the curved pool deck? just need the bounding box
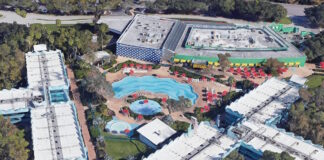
[130,100,162,115]
[112,76,198,104]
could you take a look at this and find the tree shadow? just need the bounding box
[290,16,317,29]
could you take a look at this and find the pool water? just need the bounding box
[50,90,68,103]
[112,76,198,104]
[130,100,162,115]
[105,118,139,134]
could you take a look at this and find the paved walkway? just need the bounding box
[67,67,96,160]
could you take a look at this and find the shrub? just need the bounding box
[171,121,190,132]
[279,17,292,24]
[90,126,100,139]
[15,8,27,18]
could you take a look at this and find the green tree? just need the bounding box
[96,24,110,51]
[56,19,61,27]
[0,116,29,160]
[228,76,235,92]
[209,0,235,17]
[224,150,244,160]
[208,0,287,22]
[171,121,190,132]
[263,58,284,76]
[303,31,324,62]
[79,66,114,105]
[305,3,324,27]
[299,88,311,103]
[166,96,192,113]
[218,53,231,72]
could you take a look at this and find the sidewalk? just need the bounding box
[67,67,97,160]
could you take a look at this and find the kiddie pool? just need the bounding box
[129,99,162,115]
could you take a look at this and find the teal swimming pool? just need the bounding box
[130,100,162,115]
[112,76,198,104]
[105,117,139,134]
[50,90,68,103]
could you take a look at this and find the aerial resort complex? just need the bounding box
[146,78,324,160]
[1,6,324,159]
[117,15,306,68]
[0,45,87,160]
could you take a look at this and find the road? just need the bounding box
[0,4,320,34]
[0,10,132,33]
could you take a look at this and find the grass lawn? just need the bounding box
[104,138,147,160]
[306,75,324,89]
[278,17,292,24]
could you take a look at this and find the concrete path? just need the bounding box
[67,67,97,160]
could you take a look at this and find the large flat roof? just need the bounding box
[186,27,283,50]
[226,78,300,123]
[137,119,176,146]
[26,49,68,90]
[241,121,324,160]
[173,24,305,59]
[118,14,176,49]
[145,123,237,160]
[0,88,32,113]
[31,103,86,160]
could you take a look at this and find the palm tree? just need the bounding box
[228,76,235,92]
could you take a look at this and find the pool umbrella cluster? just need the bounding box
[122,63,153,71]
[229,67,288,78]
[200,105,210,113]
